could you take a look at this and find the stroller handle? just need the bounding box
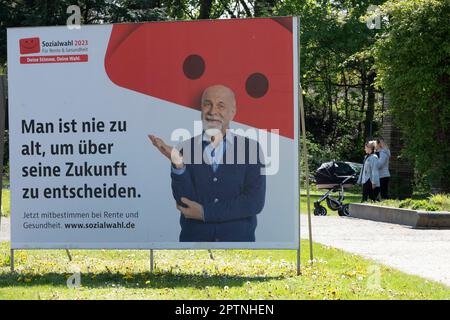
[334,174,357,185]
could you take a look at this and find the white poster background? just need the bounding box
[7,18,299,249]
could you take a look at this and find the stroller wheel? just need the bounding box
[314,205,327,216]
[338,204,350,216]
[326,197,341,211]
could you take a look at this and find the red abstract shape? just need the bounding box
[20,37,41,54]
[104,18,294,139]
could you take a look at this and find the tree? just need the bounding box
[374,0,450,192]
[278,0,387,163]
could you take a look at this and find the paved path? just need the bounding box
[1,215,449,287]
[301,215,450,287]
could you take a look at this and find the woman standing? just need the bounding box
[376,137,391,199]
[357,141,380,202]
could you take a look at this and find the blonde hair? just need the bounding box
[365,140,377,153]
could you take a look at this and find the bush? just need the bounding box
[399,199,413,208]
[411,200,429,210]
[425,204,439,212]
[299,134,340,183]
[378,194,450,212]
[2,160,8,179]
[429,194,450,211]
[374,0,450,192]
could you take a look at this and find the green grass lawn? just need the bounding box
[0,241,448,300]
[1,189,9,217]
[1,176,10,217]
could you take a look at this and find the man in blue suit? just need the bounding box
[149,85,266,242]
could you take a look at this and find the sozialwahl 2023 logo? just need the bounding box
[19,37,41,55]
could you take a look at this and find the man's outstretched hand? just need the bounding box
[148,134,184,168]
[177,197,204,221]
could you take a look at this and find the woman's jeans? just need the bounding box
[362,179,379,202]
[379,177,389,199]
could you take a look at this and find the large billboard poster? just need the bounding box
[7,17,299,249]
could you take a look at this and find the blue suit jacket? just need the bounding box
[171,134,266,242]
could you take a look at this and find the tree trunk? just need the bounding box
[198,0,214,19]
[357,69,366,143]
[342,71,349,118]
[364,70,376,140]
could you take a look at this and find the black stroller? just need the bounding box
[312,161,360,216]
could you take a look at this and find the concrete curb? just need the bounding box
[349,203,450,229]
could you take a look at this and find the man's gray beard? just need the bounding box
[202,120,223,137]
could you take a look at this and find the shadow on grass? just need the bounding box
[0,271,282,289]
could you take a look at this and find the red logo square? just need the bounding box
[19,37,41,54]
